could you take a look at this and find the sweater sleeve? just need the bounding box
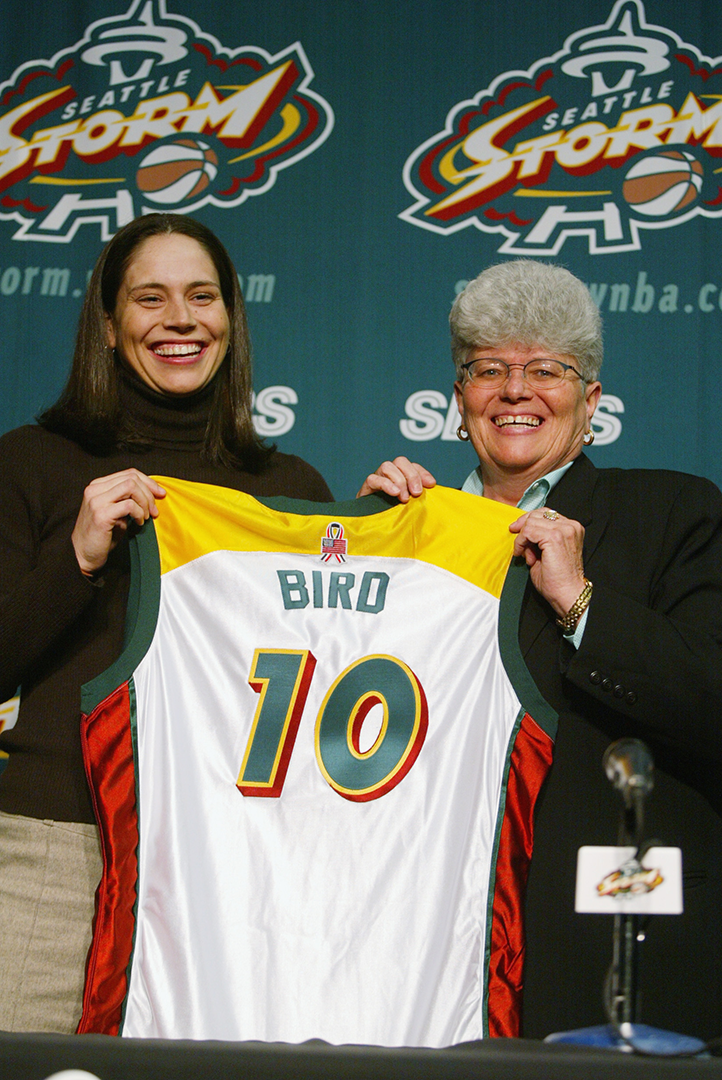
[0,427,98,702]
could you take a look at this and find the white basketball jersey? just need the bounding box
[79,480,556,1045]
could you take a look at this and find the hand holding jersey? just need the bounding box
[72,470,166,577]
[359,456,588,625]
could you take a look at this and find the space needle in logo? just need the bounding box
[0,0,334,242]
[400,0,722,255]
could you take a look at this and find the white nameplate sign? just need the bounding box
[575,846,683,915]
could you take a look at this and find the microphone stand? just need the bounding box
[544,739,706,1055]
[608,777,646,1029]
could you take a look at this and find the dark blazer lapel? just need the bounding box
[519,453,607,657]
[548,453,608,565]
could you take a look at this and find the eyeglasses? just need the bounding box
[460,357,585,390]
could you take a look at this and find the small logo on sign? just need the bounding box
[597,859,664,897]
[320,522,347,563]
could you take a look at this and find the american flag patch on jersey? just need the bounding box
[321,522,347,562]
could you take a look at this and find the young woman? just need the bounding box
[0,213,332,1033]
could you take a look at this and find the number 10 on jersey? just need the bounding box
[237,649,428,803]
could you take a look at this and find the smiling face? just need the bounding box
[106,232,231,396]
[454,342,601,502]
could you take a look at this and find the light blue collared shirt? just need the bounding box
[461,461,588,645]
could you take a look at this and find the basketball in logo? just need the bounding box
[622,151,703,217]
[136,139,219,205]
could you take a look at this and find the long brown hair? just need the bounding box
[40,213,272,470]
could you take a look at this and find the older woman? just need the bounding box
[359,259,722,1042]
[0,213,331,1033]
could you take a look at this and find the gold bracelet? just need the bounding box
[556,578,593,633]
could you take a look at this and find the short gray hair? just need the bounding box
[450,260,603,382]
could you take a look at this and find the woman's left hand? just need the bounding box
[509,509,587,619]
[356,457,436,502]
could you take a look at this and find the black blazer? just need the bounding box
[518,454,722,1041]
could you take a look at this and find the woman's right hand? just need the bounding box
[356,457,436,502]
[71,470,166,576]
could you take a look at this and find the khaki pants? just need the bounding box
[0,810,102,1033]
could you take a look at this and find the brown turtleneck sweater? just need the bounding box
[0,374,332,823]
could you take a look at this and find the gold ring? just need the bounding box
[543,509,560,521]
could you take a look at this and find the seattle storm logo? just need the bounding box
[0,0,334,242]
[401,0,722,255]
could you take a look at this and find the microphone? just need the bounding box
[603,738,654,807]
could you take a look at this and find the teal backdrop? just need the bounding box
[1,0,721,500]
